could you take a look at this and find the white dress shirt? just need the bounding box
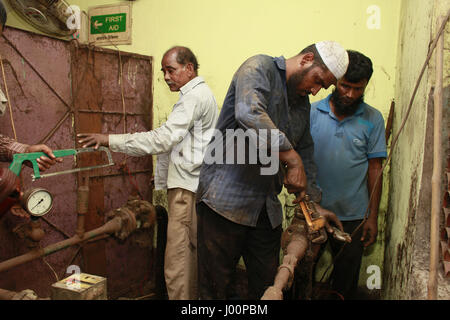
[109,76,218,193]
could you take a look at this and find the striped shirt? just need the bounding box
[0,134,28,162]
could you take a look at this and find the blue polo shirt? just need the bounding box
[310,94,387,221]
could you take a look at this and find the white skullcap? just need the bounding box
[315,41,349,80]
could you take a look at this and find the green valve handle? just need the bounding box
[8,149,77,179]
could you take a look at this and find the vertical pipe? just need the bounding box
[428,14,444,300]
[76,184,89,238]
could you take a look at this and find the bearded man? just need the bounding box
[310,50,387,299]
[196,41,349,299]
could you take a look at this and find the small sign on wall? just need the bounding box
[88,3,132,46]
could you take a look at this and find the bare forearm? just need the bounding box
[367,161,383,219]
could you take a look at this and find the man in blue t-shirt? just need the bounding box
[310,50,387,299]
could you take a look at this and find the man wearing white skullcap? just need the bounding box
[315,41,349,80]
[196,41,348,299]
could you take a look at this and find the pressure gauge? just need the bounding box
[21,188,53,217]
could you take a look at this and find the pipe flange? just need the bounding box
[12,289,38,300]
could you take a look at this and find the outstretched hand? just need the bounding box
[77,133,109,149]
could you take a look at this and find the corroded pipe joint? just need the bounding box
[13,219,46,246]
[28,219,45,242]
[0,288,16,300]
[12,289,39,300]
[105,197,156,240]
[76,186,89,214]
[281,216,308,253]
[126,197,156,229]
[262,216,310,300]
[106,207,136,240]
[76,186,89,238]
[278,254,298,289]
[0,288,39,300]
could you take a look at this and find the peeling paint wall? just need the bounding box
[14,0,450,300]
[2,0,403,296]
[384,0,450,299]
[3,0,400,136]
[0,27,154,299]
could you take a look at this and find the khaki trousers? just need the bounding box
[165,188,198,300]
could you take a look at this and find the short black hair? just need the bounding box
[344,50,373,83]
[0,1,6,31]
[299,44,326,69]
[165,46,199,72]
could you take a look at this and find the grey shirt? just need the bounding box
[197,55,321,228]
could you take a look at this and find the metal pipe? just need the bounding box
[0,217,122,273]
[76,185,89,238]
[0,288,46,300]
[270,238,309,295]
[428,14,444,300]
[0,288,16,300]
[261,217,309,300]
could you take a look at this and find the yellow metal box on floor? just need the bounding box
[51,273,107,300]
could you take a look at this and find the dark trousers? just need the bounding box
[197,201,282,300]
[327,219,364,299]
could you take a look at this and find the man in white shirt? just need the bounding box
[78,46,219,300]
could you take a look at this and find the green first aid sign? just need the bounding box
[89,4,132,45]
[90,13,127,35]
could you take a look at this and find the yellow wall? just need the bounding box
[5,0,400,124]
[4,0,402,293]
[383,0,450,299]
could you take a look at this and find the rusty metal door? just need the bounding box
[0,27,153,299]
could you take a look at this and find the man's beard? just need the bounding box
[287,66,313,102]
[331,88,364,117]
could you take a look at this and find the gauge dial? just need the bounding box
[21,188,53,217]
